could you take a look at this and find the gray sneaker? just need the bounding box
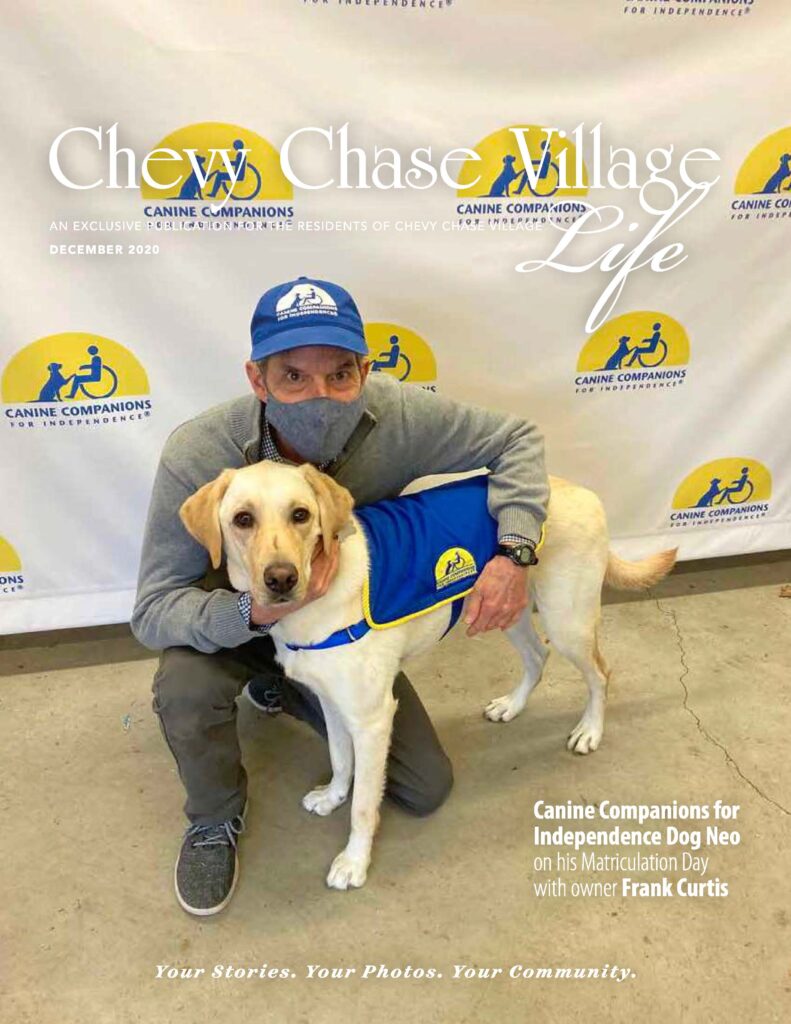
[174,803,247,916]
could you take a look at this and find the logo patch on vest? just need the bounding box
[434,547,478,590]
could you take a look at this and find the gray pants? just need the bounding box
[151,636,454,827]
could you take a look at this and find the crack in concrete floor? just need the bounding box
[653,596,790,818]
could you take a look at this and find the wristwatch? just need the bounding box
[496,541,539,567]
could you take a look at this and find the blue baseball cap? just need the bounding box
[250,276,369,361]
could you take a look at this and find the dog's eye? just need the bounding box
[291,507,310,524]
[233,511,254,529]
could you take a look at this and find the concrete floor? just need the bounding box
[2,551,790,1024]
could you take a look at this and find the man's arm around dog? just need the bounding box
[130,374,549,653]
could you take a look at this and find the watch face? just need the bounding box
[500,544,536,566]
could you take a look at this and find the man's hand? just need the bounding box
[250,539,341,626]
[464,555,529,637]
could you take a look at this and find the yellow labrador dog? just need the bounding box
[180,462,676,891]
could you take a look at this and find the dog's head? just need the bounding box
[179,461,354,606]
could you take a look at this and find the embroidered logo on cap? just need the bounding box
[275,283,338,322]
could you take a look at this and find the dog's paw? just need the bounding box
[484,692,526,723]
[567,716,603,755]
[326,850,368,891]
[302,784,348,817]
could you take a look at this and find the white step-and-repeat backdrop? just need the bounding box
[2,0,789,634]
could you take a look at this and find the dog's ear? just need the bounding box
[300,464,355,555]
[179,468,237,569]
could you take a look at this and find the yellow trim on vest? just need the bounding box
[362,575,476,631]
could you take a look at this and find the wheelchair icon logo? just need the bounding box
[599,322,668,370]
[174,139,263,201]
[694,468,755,507]
[36,345,119,401]
[370,334,412,382]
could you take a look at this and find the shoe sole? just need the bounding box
[241,680,283,715]
[174,800,248,917]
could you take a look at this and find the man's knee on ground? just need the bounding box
[394,754,454,818]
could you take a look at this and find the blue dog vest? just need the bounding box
[285,475,499,651]
[357,475,499,629]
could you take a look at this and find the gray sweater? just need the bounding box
[130,374,549,653]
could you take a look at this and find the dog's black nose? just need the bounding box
[264,562,298,596]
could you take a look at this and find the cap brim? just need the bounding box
[251,323,369,362]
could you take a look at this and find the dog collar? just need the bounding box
[284,617,371,651]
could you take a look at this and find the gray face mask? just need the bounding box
[264,391,367,465]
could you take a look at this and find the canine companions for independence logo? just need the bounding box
[0,537,23,595]
[276,283,337,321]
[731,126,791,221]
[669,458,771,529]
[575,311,689,393]
[455,124,589,228]
[2,333,152,431]
[622,0,757,19]
[141,122,294,230]
[435,547,477,589]
[364,323,438,391]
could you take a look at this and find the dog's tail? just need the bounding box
[604,547,678,591]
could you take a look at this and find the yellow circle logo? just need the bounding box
[734,126,791,195]
[434,547,477,589]
[141,122,292,201]
[673,459,771,509]
[456,124,589,199]
[0,536,21,573]
[2,333,149,404]
[364,322,437,386]
[577,312,690,372]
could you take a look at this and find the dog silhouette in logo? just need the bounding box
[695,478,722,507]
[758,153,791,194]
[487,155,522,197]
[601,336,632,371]
[36,363,70,402]
[176,154,208,199]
